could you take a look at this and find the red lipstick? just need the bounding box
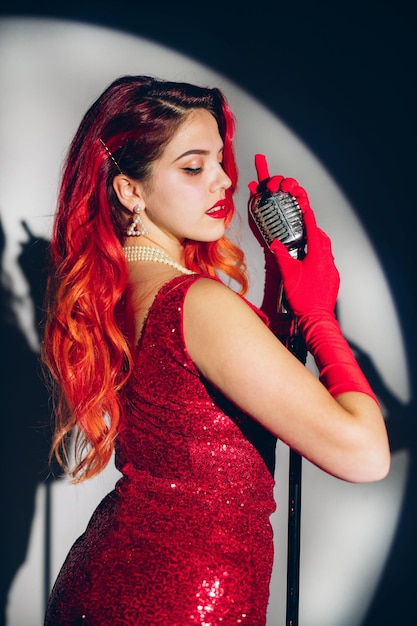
[206,200,227,219]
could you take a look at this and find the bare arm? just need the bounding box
[184,277,390,483]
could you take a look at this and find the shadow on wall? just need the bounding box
[350,340,417,625]
[0,215,61,626]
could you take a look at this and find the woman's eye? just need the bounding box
[182,167,202,175]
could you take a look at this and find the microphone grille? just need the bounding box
[250,190,305,254]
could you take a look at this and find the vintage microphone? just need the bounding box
[249,160,307,626]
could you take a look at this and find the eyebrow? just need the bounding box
[173,147,224,162]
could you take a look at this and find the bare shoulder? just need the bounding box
[186,275,238,299]
[183,276,279,383]
[185,276,262,326]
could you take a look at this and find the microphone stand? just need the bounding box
[250,195,307,625]
[276,288,307,626]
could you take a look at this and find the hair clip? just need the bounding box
[99,138,124,174]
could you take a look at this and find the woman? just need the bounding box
[42,75,390,625]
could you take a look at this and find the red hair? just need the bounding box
[42,76,248,481]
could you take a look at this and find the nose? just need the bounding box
[211,163,232,192]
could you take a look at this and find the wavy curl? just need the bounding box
[42,75,248,481]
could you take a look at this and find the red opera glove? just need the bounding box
[270,205,340,318]
[249,154,378,403]
[299,312,378,402]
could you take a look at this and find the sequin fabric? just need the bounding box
[45,275,277,625]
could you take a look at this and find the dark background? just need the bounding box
[1,1,416,624]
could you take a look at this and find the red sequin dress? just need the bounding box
[45,274,277,625]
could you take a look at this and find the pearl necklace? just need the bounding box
[123,245,195,275]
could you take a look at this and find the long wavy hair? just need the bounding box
[42,75,248,482]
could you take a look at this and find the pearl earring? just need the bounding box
[126,206,148,237]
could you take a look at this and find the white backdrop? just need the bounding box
[0,17,410,626]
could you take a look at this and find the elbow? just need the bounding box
[369,447,392,482]
[341,411,392,483]
[360,423,392,482]
[348,443,391,484]
[357,458,391,484]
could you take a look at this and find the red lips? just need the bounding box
[206,200,227,219]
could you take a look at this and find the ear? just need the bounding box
[112,174,144,211]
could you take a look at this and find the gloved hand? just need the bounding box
[249,153,340,319]
[249,154,378,403]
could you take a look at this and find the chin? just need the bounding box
[203,224,227,242]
